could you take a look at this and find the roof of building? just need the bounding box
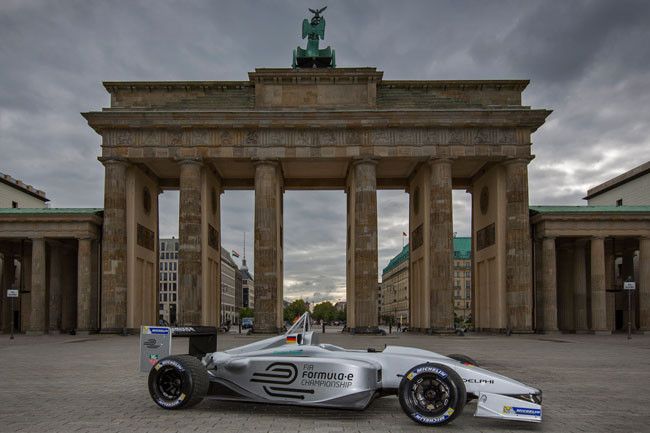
[584,161,650,200]
[530,205,650,214]
[0,172,49,202]
[221,246,238,268]
[0,207,102,215]
[382,237,471,276]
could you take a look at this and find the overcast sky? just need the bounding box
[1,0,649,303]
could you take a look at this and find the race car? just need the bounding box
[147,313,542,426]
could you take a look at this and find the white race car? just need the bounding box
[148,313,542,426]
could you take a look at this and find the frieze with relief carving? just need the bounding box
[105,127,527,148]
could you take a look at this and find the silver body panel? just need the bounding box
[202,315,542,422]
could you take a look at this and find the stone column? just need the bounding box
[48,244,63,332]
[254,160,284,333]
[590,237,609,334]
[76,238,93,333]
[429,158,454,331]
[178,159,203,326]
[27,237,46,335]
[540,237,559,332]
[100,157,128,332]
[604,244,616,332]
[573,239,589,333]
[348,159,379,333]
[639,237,650,332]
[504,159,533,332]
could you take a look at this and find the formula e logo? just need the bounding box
[143,338,162,349]
[250,362,314,400]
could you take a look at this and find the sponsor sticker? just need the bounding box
[503,406,542,417]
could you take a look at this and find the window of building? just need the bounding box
[616,198,623,206]
[12,201,18,208]
[161,243,166,251]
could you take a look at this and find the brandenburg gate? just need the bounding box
[83,66,550,334]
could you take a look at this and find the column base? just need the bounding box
[99,327,131,335]
[574,329,591,334]
[537,329,561,335]
[75,330,92,336]
[25,331,45,336]
[251,327,282,335]
[590,330,612,335]
[347,326,383,335]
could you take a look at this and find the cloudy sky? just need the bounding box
[2,0,649,303]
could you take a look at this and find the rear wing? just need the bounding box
[139,325,218,372]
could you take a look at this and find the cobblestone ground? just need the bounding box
[1,330,649,433]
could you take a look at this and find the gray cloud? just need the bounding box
[1,0,649,302]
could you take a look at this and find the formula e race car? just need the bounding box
[147,313,542,426]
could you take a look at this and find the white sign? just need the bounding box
[6,289,19,298]
[624,282,636,291]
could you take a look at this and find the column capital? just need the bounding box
[543,236,557,241]
[98,156,130,167]
[252,158,281,167]
[350,157,379,167]
[175,157,203,166]
[591,235,606,241]
[502,157,534,167]
[427,156,454,165]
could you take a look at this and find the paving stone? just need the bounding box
[0,332,648,432]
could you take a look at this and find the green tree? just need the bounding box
[283,299,309,323]
[312,301,337,323]
[240,307,254,318]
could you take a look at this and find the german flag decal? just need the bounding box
[286,335,297,344]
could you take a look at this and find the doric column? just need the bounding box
[100,157,128,332]
[76,238,93,333]
[429,158,454,331]
[604,243,616,332]
[573,239,588,332]
[254,160,284,333]
[27,237,46,335]
[540,237,558,332]
[504,159,533,332]
[639,237,650,332]
[349,159,378,333]
[48,243,63,332]
[178,158,203,326]
[590,237,609,334]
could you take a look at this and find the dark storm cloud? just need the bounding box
[1,0,649,302]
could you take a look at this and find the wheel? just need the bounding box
[148,355,209,410]
[398,363,466,426]
[447,353,479,367]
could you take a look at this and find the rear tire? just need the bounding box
[148,355,208,410]
[398,363,466,426]
[447,353,479,367]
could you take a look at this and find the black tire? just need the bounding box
[148,355,209,410]
[398,362,466,426]
[447,353,479,367]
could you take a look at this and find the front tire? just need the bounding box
[148,355,209,410]
[398,363,466,426]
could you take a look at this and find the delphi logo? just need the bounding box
[250,362,314,399]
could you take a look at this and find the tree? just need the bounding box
[283,299,309,323]
[240,307,254,318]
[312,301,337,323]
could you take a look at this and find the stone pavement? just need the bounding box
[1,331,649,433]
